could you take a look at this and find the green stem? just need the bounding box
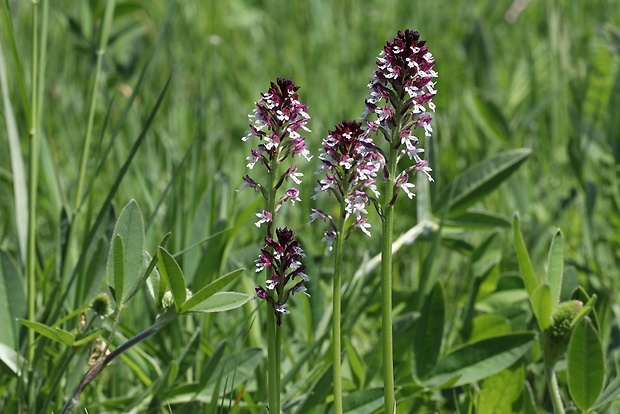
[381,151,397,413]
[275,318,282,409]
[266,307,280,413]
[27,0,40,385]
[545,363,565,414]
[332,207,347,414]
[74,0,116,209]
[265,154,280,413]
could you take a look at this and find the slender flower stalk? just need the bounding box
[363,30,437,413]
[240,77,311,413]
[311,120,383,413]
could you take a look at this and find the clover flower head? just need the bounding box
[254,227,309,325]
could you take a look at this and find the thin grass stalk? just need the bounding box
[332,206,346,414]
[381,147,398,414]
[26,1,40,400]
[74,0,116,209]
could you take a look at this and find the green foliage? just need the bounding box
[478,363,524,414]
[106,199,145,305]
[423,332,536,388]
[567,317,605,412]
[1,0,619,412]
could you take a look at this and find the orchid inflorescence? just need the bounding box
[254,227,310,325]
[239,30,437,414]
[310,120,384,249]
[240,77,311,322]
[364,29,438,204]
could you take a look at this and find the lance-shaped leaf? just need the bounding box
[185,292,251,313]
[593,376,620,411]
[180,268,244,312]
[413,282,445,380]
[18,319,75,347]
[113,235,125,304]
[546,229,563,311]
[434,148,531,215]
[157,247,186,313]
[531,284,552,331]
[423,332,536,388]
[342,388,384,414]
[568,317,604,411]
[478,363,525,413]
[513,214,538,297]
[106,200,145,304]
[0,251,25,350]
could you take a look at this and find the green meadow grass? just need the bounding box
[1,0,619,412]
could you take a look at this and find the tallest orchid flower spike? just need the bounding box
[363,30,438,414]
[364,29,438,203]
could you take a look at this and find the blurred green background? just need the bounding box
[2,0,620,412]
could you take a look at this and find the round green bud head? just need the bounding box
[550,300,583,339]
[91,293,112,318]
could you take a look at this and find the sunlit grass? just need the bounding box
[1,0,619,412]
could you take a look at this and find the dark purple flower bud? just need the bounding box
[238,175,260,192]
[255,286,269,300]
[255,227,309,324]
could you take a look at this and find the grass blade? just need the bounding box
[0,38,28,264]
